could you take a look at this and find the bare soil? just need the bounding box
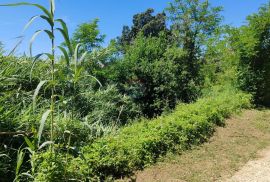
[226,146,270,182]
[133,109,270,182]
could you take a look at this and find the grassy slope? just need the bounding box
[135,109,270,182]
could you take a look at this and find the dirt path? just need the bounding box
[134,109,270,182]
[226,147,270,182]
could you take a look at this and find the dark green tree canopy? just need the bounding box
[117,8,170,50]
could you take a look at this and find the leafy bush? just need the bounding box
[33,89,251,181]
[200,27,241,94]
[111,33,190,117]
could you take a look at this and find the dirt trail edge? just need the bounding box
[134,109,270,182]
[226,147,270,182]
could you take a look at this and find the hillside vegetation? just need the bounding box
[136,109,270,181]
[0,0,269,181]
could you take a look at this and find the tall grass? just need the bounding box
[0,0,88,180]
[0,1,141,180]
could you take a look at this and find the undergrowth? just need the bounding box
[32,89,251,181]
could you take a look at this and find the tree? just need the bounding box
[167,0,222,55]
[232,3,270,106]
[70,19,105,52]
[117,8,170,51]
[166,0,222,95]
[112,33,180,117]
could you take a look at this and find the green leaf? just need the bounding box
[44,30,54,39]
[30,30,54,57]
[44,53,54,60]
[8,36,23,56]
[58,46,70,66]
[55,19,69,40]
[30,53,44,82]
[16,149,25,176]
[79,51,88,63]
[30,30,42,57]
[56,19,73,54]
[0,3,52,20]
[30,53,53,81]
[56,27,73,55]
[38,141,53,150]
[74,43,82,66]
[23,15,40,32]
[21,173,34,179]
[24,137,35,151]
[38,110,51,146]
[33,80,47,111]
[85,75,103,88]
[40,15,54,27]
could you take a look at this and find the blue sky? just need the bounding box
[0,0,268,55]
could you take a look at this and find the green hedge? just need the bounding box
[34,89,251,181]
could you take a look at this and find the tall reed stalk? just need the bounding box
[0,1,89,179]
[50,3,55,145]
[0,0,73,148]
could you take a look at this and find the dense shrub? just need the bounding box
[111,33,179,117]
[33,89,251,181]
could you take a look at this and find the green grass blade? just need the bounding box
[30,30,53,57]
[33,80,47,111]
[30,53,44,82]
[79,51,88,63]
[30,30,42,57]
[74,43,82,67]
[30,53,53,82]
[38,141,53,150]
[38,110,51,146]
[0,2,52,21]
[23,15,40,32]
[40,15,54,27]
[20,173,34,179]
[44,53,54,60]
[85,75,103,88]
[44,30,54,39]
[58,46,70,66]
[55,19,69,41]
[24,137,35,151]
[8,36,23,56]
[56,18,73,54]
[16,148,25,177]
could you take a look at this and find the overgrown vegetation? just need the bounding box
[32,89,250,181]
[0,0,269,181]
[231,3,270,106]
